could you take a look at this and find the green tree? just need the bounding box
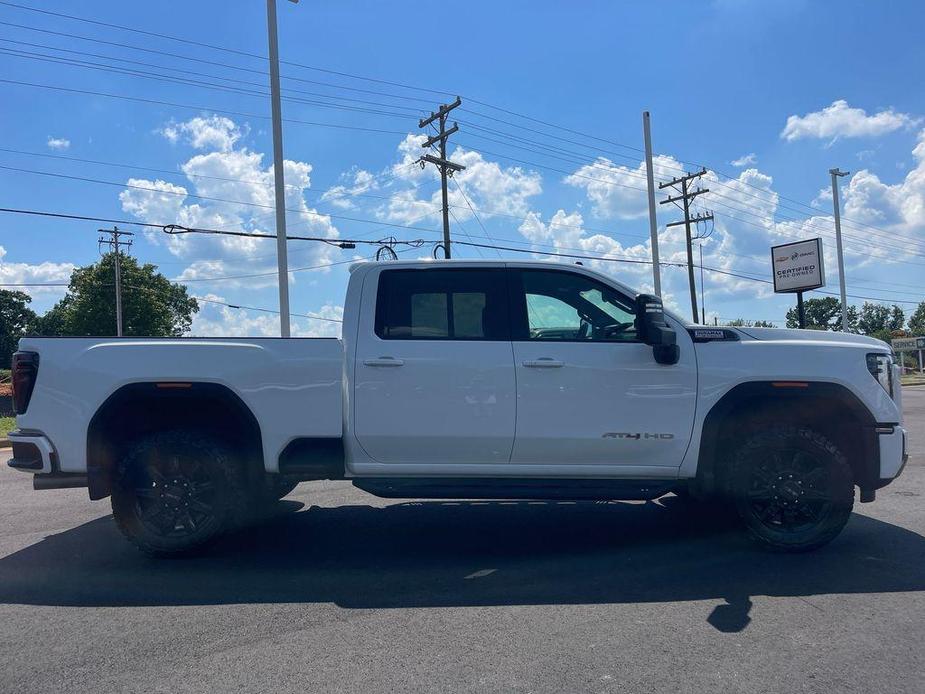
[908,301,925,336]
[0,289,37,367]
[34,253,198,337]
[857,302,906,336]
[724,318,777,328]
[785,297,858,331]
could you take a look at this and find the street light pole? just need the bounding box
[266,0,295,337]
[830,168,850,332]
[643,111,662,296]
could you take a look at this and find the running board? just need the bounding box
[352,477,676,501]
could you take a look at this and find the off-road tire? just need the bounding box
[111,429,246,556]
[731,426,854,552]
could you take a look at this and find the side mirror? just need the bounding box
[635,294,679,365]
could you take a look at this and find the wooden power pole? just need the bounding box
[419,97,465,258]
[98,226,134,336]
[660,168,713,323]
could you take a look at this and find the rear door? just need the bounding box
[353,267,516,465]
[508,267,697,469]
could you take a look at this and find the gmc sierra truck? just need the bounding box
[8,259,908,555]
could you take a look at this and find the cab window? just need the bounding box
[511,269,638,342]
[375,268,509,340]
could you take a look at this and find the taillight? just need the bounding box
[11,351,39,415]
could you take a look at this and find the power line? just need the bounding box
[452,140,925,260]
[1,204,920,306]
[0,147,421,200]
[1,3,913,242]
[0,47,425,121]
[0,79,411,136]
[0,4,451,96]
[0,1,269,60]
[0,146,652,244]
[0,19,437,105]
[0,38,430,114]
[0,60,912,251]
[0,164,447,235]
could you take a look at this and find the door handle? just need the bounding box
[363,357,405,367]
[522,358,564,368]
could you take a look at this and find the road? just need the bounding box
[0,390,922,693]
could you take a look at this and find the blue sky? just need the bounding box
[1,0,924,334]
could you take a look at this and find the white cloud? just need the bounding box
[730,153,757,167]
[121,115,340,272]
[0,246,75,300]
[321,168,376,210]
[383,139,542,225]
[780,100,920,142]
[46,136,70,151]
[518,209,652,277]
[160,116,246,152]
[564,154,681,219]
[811,187,832,209]
[837,128,925,234]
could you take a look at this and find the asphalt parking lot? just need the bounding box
[0,390,922,694]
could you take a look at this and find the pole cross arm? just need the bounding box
[418,96,462,128]
[422,123,459,148]
[658,167,709,189]
[421,154,466,172]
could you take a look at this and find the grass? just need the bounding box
[0,416,14,439]
[901,372,925,387]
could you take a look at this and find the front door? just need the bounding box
[353,267,516,465]
[508,267,697,468]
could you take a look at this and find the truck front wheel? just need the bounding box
[731,426,854,552]
[111,430,244,556]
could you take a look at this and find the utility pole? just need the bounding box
[266,0,298,336]
[98,226,134,336]
[830,168,850,331]
[642,111,662,296]
[699,244,705,324]
[419,97,465,258]
[660,167,713,323]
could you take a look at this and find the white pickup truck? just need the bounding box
[8,259,908,555]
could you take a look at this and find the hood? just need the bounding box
[736,327,889,350]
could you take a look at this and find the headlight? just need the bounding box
[866,352,894,398]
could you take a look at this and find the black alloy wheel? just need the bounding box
[732,426,854,552]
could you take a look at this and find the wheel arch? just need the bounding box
[695,381,879,497]
[86,381,264,500]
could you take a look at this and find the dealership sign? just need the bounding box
[771,238,825,293]
[891,336,925,351]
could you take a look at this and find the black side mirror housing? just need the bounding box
[635,294,680,365]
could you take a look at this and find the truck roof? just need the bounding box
[348,257,639,290]
[348,257,650,318]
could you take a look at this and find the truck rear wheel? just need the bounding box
[731,426,854,552]
[111,430,243,556]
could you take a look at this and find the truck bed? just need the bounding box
[16,336,344,473]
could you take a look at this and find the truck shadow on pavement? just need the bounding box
[1,496,923,633]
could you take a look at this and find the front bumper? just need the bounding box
[878,425,908,483]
